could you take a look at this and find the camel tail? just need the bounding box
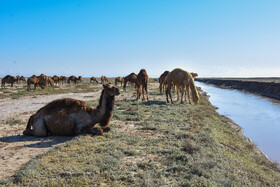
[23,115,34,136]
[189,77,200,104]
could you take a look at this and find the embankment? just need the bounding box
[196,78,280,101]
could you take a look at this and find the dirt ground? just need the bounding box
[0,83,165,180]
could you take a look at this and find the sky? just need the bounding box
[0,0,280,78]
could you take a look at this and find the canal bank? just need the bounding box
[196,78,280,101]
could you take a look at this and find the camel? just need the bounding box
[123,73,137,91]
[165,68,199,104]
[174,72,199,103]
[136,69,149,101]
[159,71,169,94]
[101,76,109,85]
[60,76,67,85]
[1,75,19,88]
[52,75,60,85]
[19,76,26,83]
[23,83,120,137]
[27,74,46,91]
[68,76,82,86]
[115,77,124,86]
[90,77,98,83]
[46,76,55,89]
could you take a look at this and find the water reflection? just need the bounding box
[196,81,280,162]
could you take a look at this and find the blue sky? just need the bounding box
[0,0,280,77]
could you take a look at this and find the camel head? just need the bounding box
[103,83,120,96]
[191,72,198,78]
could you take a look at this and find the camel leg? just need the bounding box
[176,86,180,101]
[145,84,149,101]
[180,86,185,104]
[142,85,145,101]
[137,85,141,100]
[166,87,170,103]
[90,127,103,135]
[102,126,111,132]
[187,86,191,104]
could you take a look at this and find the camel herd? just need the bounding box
[1,68,200,137]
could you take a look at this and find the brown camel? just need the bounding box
[175,72,199,103]
[60,76,68,85]
[90,76,98,83]
[52,75,60,85]
[1,75,19,88]
[136,69,149,101]
[27,74,47,91]
[123,73,137,91]
[159,71,169,94]
[115,77,124,86]
[101,76,108,85]
[19,76,26,83]
[23,84,120,137]
[46,76,55,89]
[68,76,82,86]
[165,68,199,104]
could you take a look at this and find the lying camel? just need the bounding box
[136,69,149,101]
[101,76,108,85]
[23,83,120,137]
[115,77,124,86]
[165,68,199,104]
[123,73,137,91]
[1,75,19,88]
[90,77,98,83]
[159,71,169,94]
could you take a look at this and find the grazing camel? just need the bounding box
[165,68,199,104]
[136,69,149,101]
[46,76,55,89]
[52,75,60,85]
[23,84,120,137]
[90,77,98,83]
[68,76,82,86]
[115,77,124,86]
[1,75,19,88]
[159,71,169,94]
[19,76,26,83]
[60,76,67,85]
[101,76,109,85]
[175,72,198,103]
[27,74,47,91]
[123,73,137,91]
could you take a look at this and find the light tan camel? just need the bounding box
[59,76,67,85]
[90,77,98,83]
[52,75,60,85]
[136,69,149,101]
[1,75,19,88]
[115,77,124,86]
[159,71,169,94]
[175,72,199,103]
[165,68,199,104]
[23,84,120,137]
[68,76,82,86]
[101,76,109,85]
[123,73,137,91]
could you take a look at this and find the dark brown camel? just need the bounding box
[19,76,26,83]
[123,73,137,91]
[115,77,124,86]
[90,77,98,83]
[68,76,82,86]
[59,76,68,85]
[1,75,19,88]
[52,75,60,85]
[23,84,120,137]
[159,71,169,94]
[136,69,149,101]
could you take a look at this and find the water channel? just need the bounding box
[195,81,280,162]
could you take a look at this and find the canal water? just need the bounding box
[195,81,280,162]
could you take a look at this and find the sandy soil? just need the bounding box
[0,83,164,180]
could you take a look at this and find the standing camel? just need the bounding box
[68,76,82,86]
[27,74,48,91]
[159,71,169,94]
[1,75,19,88]
[52,75,60,85]
[136,69,149,101]
[175,72,198,103]
[115,77,124,86]
[123,73,137,91]
[101,76,109,85]
[165,68,199,104]
[90,76,98,83]
[23,84,120,137]
[60,76,67,85]
[19,76,26,83]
